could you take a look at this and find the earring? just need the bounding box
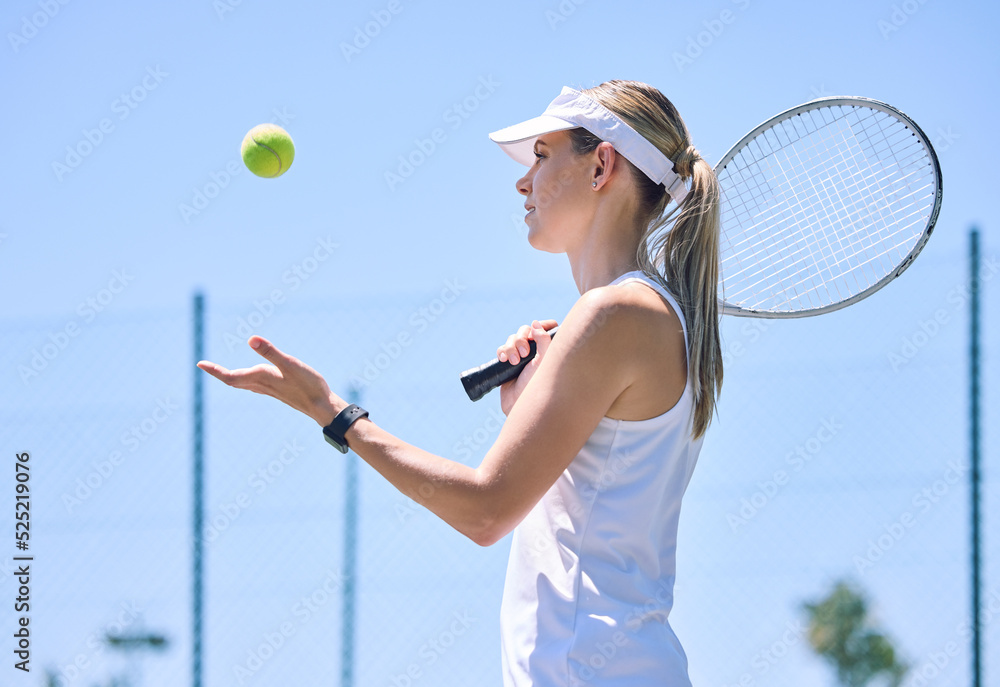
[592,181,597,187]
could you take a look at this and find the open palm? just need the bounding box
[197,335,342,427]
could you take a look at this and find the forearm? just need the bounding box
[344,417,500,545]
[198,338,515,545]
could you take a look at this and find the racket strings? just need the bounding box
[722,118,865,308]
[724,109,924,262]
[719,103,937,314]
[725,108,933,308]
[761,118,920,302]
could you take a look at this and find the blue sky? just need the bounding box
[2,1,998,686]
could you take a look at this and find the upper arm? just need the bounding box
[472,287,649,543]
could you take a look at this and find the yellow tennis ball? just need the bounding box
[241,124,295,178]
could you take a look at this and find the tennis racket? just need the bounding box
[460,96,943,401]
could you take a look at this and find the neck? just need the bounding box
[566,206,644,294]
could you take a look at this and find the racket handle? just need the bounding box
[460,327,559,401]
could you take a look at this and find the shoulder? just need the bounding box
[555,277,687,419]
[562,277,681,347]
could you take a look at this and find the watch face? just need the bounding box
[323,427,349,454]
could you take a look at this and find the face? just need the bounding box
[516,130,596,253]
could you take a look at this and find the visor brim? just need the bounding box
[488,114,577,166]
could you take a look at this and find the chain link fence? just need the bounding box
[2,239,995,687]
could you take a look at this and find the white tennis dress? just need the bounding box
[500,270,704,687]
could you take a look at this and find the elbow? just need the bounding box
[459,471,523,546]
[468,523,509,547]
[463,500,516,547]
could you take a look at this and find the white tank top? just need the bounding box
[500,270,704,687]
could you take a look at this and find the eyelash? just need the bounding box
[533,151,545,161]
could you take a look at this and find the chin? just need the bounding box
[526,230,563,254]
[525,222,564,254]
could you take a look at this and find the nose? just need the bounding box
[516,168,532,197]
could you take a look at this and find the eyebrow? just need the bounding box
[534,138,550,150]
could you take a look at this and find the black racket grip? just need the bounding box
[460,327,558,401]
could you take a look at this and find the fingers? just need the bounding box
[496,321,555,365]
[248,335,288,368]
[530,320,552,340]
[530,320,553,357]
[197,359,278,394]
[498,325,530,365]
[197,360,229,381]
[197,360,255,389]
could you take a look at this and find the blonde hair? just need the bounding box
[568,80,722,438]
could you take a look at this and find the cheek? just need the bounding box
[533,166,577,211]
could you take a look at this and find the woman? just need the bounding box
[198,79,722,686]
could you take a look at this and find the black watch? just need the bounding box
[322,404,369,454]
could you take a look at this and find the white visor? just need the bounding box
[489,86,689,205]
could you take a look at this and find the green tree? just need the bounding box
[803,580,908,686]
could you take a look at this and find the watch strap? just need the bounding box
[322,404,369,454]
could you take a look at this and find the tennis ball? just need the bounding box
[241,124,295,178]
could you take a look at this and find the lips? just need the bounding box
[524,204,535,217]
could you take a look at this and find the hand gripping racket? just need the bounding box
[460,96,943,401]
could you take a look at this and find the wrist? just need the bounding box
[313,393,347,427]
[322,403,369,454]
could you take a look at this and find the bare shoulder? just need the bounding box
[559,278,686,420]
[566,278,682,341]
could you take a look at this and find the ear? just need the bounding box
[591,141,618,190]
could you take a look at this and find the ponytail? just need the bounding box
[644,153,722,439]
